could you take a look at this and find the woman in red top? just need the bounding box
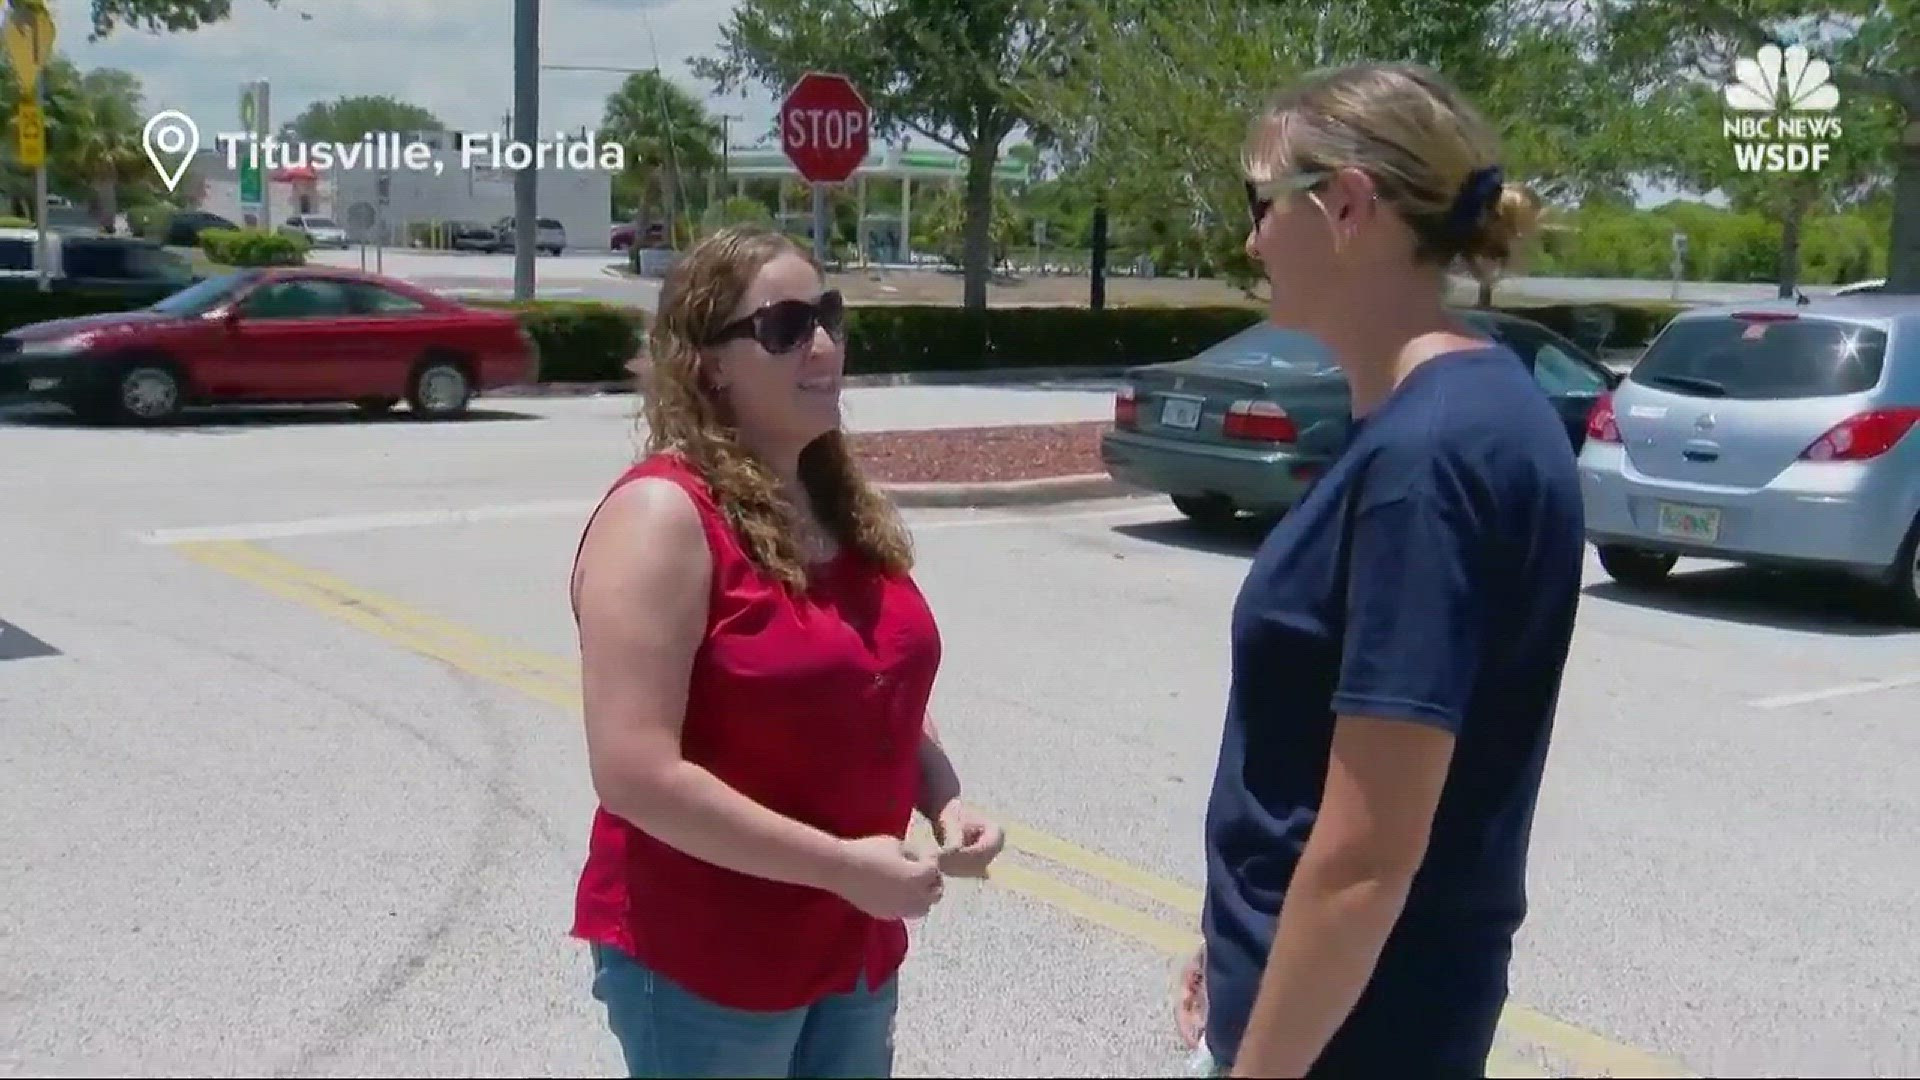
[568,224,1004,1078]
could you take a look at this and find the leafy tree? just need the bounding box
[17,0,279,40]
[1598,0,1919,292]
[600,71,722,253]
[1029,0,1675,304]
[693,0,1076,309]
[1,56,153,224]
[290,95,444,144]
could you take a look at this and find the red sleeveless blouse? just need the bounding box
[567,453,942,1011]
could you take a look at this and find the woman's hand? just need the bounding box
[929,801,1004,879]
[1174,943,1208,1050]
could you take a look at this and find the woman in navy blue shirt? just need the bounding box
[1193,62,1587,1077]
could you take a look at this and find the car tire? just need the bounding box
[1172,494,1239,528]
[1885,517,1920,625]
[1597,544,1678,588]
[407,358,472,420]
[89,359,186,425]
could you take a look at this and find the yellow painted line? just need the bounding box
[176,539,1696,1079]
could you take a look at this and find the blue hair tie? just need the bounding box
[1447,165,1505,236]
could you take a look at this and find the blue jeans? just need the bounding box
[589,944,899,1078]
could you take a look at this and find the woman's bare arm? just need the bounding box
[574,477,852,892]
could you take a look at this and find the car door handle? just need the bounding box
[1682,445,1719,462]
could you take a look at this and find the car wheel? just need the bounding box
[1172,494,1238,528]
[353,396,399,416]
[408,358,471,419]
[106,361,186,424]
[1597,544,1678,588]
[1886,518,1920,625]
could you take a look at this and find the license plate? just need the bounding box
[1159,396,1202,429]
[1656,502,1721,542]
[26,376,59,391]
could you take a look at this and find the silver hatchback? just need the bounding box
[1578,294,1920,620]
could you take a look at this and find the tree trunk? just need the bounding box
[1776,182,1812,299]
[960,144,998,311]
[1888,114,1920,294]
[1476,275,1495,307]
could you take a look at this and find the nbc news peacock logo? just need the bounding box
[1722,44,1843,172]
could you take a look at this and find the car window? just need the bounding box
[345,281,427,314]
[150,271,258,315]
[60,240,128,278]
[240,279,354,319]
[0,238,35,270]
[1189,323,1338,372]
[1630,315,1889,400]
[306,217,339,229]
[1533,342,1608,395]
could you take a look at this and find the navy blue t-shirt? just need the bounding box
[1201,345,1585,1069]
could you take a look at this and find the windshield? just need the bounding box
[305,218,339,228]
[1629,315,1889,400]
[149,271,259,316]
[1190,323,1339,372]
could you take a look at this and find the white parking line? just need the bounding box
[138,496,1167,545]
[1747,675,1920,709]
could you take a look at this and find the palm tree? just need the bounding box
[600,71,721,253]
[0,57,150,225]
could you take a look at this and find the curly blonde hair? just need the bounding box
[638,224,913,591]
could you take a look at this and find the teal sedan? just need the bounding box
[1100,308,1620,526]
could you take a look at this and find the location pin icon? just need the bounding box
[142,110,200,193]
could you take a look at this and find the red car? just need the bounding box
[0,267,539,424]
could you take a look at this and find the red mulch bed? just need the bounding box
[847,421,1111,484]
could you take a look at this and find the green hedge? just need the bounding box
[470,299,647,383]
[198,227,308,266]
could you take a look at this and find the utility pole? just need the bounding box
[511,0,539,300]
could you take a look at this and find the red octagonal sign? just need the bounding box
[781,71,870,184]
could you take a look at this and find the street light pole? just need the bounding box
[512,0,539,300]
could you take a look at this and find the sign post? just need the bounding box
[779,72,870,268]
[238,80,269,225]
[4,0,55,291]
[1670,231,1688,301]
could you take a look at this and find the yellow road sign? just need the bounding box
[2,0,55,89]
[14,99,43,167]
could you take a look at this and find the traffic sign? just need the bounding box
[14,100,43,167]
[2,1,55,90]
[780,72,870,184]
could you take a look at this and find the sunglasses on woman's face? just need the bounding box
[708,289,846,355]
[1245,170,1331,225]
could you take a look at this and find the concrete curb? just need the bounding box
[877,473,1140,509]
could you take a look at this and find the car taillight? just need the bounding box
[1115,385,1138,427]
[1585,392,1621,443]
[1799,407,1920,461]
[1223,400,1296,442]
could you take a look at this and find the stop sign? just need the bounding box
[781,71,870,184]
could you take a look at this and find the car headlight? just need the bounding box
[16,335,96,357]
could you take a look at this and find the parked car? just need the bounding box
[0,266,539,424]
[162,210,239,246]
[1578,294,1920,620]
[0,228,197,297]
[487,216,566,255]
[1100,307,1619,526]
[278,214,350,249]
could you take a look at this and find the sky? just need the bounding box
[43,0,788,148]
[42,0,1698,207]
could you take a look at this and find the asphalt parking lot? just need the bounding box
[5,392,1918,1078]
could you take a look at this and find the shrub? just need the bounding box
[198,227,307,266]
[0,215,33,227]
[471,298,646,383]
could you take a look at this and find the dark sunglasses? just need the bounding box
[706,290,846,354]
[1245,170,1332,225]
